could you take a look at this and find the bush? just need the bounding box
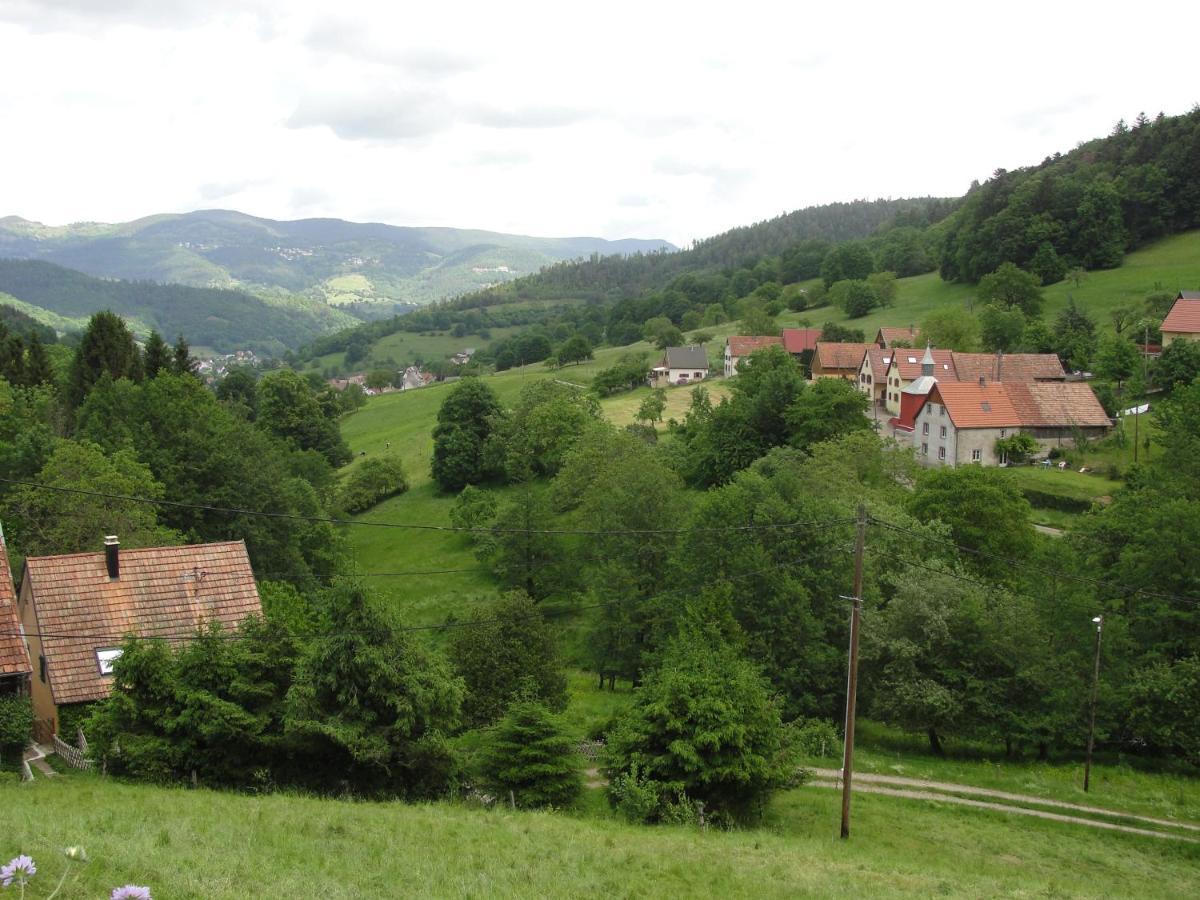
[339,455,408,514]
[0,694,33,761]
[477,699,581,809]
[789,718,842,759]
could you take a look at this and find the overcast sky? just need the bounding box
[1,1,1196,247]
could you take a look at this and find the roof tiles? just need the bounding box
[781,328,821,354]
[814,342,873,372]
[727,335,783,358]
[25,541,261,705]
[950,353,1065,383]
[1162,299,1200,334]
[0,530,31,678]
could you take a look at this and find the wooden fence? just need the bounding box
[52,733,94,771]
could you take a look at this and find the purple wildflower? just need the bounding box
[110,887,152,900]
[0,855,36,888]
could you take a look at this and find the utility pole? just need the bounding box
[840,502,867,839]
[1084,615,1104,792]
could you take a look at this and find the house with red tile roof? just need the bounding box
[17,537,262,741]
[781,328,822,376]
[912,379,1110,466]
[1161,293,1200,348]
[857,348,893,407]
[811,342,873,381]
[883,348,956,414]
[875,326,921,349]
[0,525,32,697]
[724,335,783,377]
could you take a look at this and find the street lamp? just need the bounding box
[1084,615,1103,792]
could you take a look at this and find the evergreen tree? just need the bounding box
[172,333,197,376]
[143,330,171,377]
[68,310,143,407]
[24,332,54,387]
[477,698,582,809]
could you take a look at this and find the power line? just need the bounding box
[0,477,853,537]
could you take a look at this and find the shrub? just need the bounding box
[477,699,581,809]
[994,433,1039,464]
[0,694,33,762]
[339,455,408,514]
[789,718,842,759]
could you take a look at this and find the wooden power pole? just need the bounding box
[840,503,867,839]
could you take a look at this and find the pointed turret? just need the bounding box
[921,345,935,377]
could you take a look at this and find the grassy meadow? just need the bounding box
[3,773,1198,899]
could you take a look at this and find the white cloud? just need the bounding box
[0,1,1198,247]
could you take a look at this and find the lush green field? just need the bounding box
[1003,465,1121,502]
[3,774,1197,899]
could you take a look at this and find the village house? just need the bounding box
[781,327,822,376]
[883,347,956,415]
[0,526,32,697]
[875,325,921,349]
[911,379,1110,467]
[857,348,893,408]
[1161,292,1200,348]
[17,537,262,742]
[651,345,710,387]
[884,350,1065,417]
[811,342,874,381]
[724,335,783,377]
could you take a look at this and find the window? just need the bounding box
[938,447,946,460]
[922,422,929,435]
[694,371,703,378]
[1000,429,1007,438]
[921,442,928,455]
[940,425,947,439]
[96,648,123,676]
[971,449,982,461]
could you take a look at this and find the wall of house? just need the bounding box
[1162,331,1199,348]
[724,352,738,378]
[17,578,58,741]
[885,370,906,415]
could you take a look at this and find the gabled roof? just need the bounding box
[24,540,261,705]
[875,326,921,348]
[950,352,1065,383]
[663,345,710,370]
[814,342,873,372]
[862,348,893,376]
[1162,298,1200,334]
[727,335,783,358]
[926,383,1022,429]
[781,328,821,354]
[1005,382,1111,428]
[0,527,31,678]
[890,348,955,380]
[1178,291,1200,300]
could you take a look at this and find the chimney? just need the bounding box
[104,535,119,579]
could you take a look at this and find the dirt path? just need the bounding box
[1033,523,1065,537]
[808,768,1200,841]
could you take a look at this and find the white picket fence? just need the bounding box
[52,733,94,771]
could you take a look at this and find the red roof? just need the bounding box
[950,353,1065,383]
[863,348,893,376]
[1162,299,1200,334]
[876,326,921,348]
[24,541,261,705]
[782,328,821,354]
[814,342,873,372]
[890,348,955,380]
[727,335,783,357]
[926,382,1022,429]
[0,530,31,678]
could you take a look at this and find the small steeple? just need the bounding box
[921,344,935,377]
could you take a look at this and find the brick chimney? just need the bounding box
[104,535,119,579]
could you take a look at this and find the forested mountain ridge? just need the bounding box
[0,258,357,354]
[0,209,675,308]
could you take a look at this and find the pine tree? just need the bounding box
[172,333,198,376]
[24,332,54,387]
[68,310,143,407]
[478,698,582,809]
[143,330,171,377]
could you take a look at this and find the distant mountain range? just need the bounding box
[0,209,675,309]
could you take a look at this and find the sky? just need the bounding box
[1,1,1197,248]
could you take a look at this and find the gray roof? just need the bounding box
[664,346,710,370]
[1179,291,1200,300]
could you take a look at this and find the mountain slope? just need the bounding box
[0,210,674,306]
[0,258,357,353]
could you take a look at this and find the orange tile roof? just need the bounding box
[927,383,1023,429]
[950,353,1065,383]
[1162,299,1200,334]
[782,328,821,354]
[876,326,921,348]
[814,342,873,372]
[727,335,783,357]
[1005,382,1111,428]
[891,348,955,380]
[863,348,893,376]
[24,540,261,705]
[0,529,31,678]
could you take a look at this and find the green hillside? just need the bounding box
[0,209,673,308]
[5,774,1196,898]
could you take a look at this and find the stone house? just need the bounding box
[17,537,262,742]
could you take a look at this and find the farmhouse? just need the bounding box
[912,380,1110,467]
[811,342,873,380]
[0,526,32,696]
[885,350,1066,417]
[883,347,955,414]
[781,327,822,376]
[724,335,783,377]
[857,348,893,407]
[17,537,262,742]
[875,326,921,349]
[1161,292,1200,348]
[651,346,710,387]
